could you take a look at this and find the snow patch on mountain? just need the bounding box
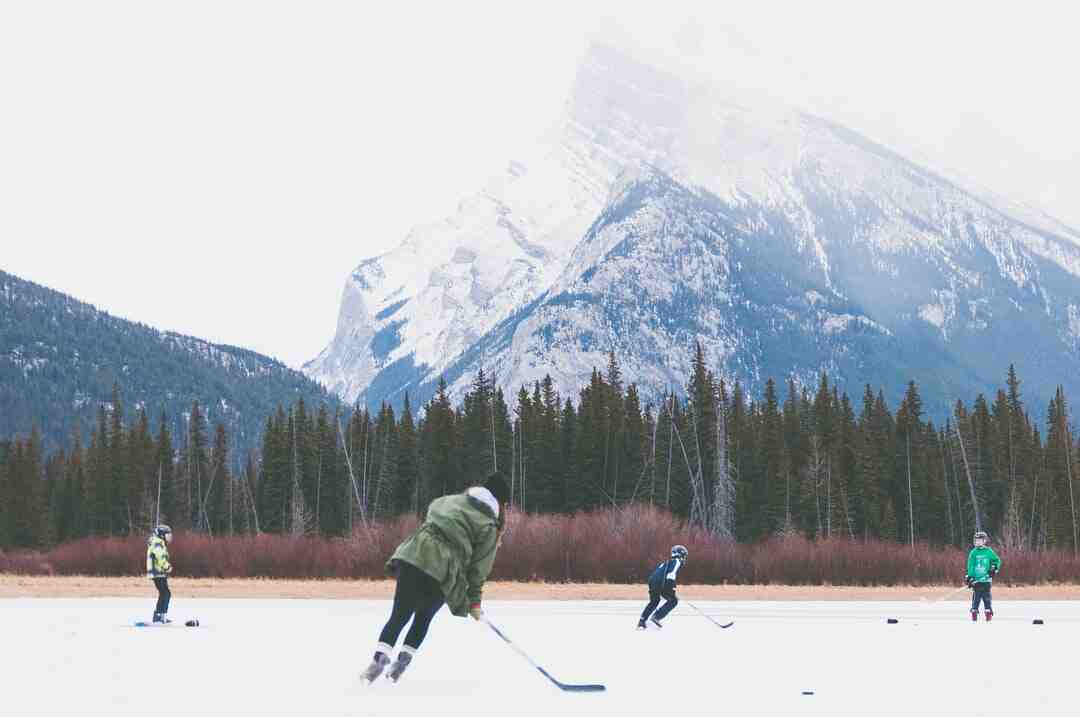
[307,43,1080,417]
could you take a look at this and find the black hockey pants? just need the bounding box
[378,562,446,650]
[153,577,171,615]
[641,584,678,621]
[971,582,992,613]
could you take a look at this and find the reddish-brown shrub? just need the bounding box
[3,506,1080,584]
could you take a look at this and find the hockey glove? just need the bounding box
[989,567,998,578]
[964,575,974,588]
[469,603,484,621]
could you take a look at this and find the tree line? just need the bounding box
[2,349,1078,553]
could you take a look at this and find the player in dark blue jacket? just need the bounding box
[637,545,688,629]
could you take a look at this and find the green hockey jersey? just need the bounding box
[966,546,1001,584]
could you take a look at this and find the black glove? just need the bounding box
[989,567,998,578]
[964,575,974,587]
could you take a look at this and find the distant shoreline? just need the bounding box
[3,575,1080,600]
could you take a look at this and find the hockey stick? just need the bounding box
[685,600,734,628]
[481,617,606,692]
[921,584,971,604]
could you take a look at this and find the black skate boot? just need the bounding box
[361,650,391,684]
[387,649,414,683]
[637,618,647,630]
[649,616,664,629]
[152,612,163,624]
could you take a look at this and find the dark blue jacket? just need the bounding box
[648,557,684,592]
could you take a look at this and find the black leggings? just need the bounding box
[641,584,678,621]
[153,577,171,614]
[378,562,446,650]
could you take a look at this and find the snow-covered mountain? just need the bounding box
[307,44,1080,416]
[1,270,334,454]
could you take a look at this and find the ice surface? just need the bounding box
[2,597,1075,716]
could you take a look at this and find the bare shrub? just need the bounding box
[4,505,1080,584]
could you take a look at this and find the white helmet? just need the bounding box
[973,531,988,546]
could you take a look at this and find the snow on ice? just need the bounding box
[2,597,1075,716]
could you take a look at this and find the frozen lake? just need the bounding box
[2,596,1075,716]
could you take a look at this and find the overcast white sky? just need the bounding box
[2,1,1077,368]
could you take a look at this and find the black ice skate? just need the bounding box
[649,616,663,629]
[152,613,172,624]
[361,651,391,684]
[637,618,647,630]
[387,650,413,683]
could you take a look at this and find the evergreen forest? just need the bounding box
[3,345,1077,554]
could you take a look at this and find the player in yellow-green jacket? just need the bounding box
[146,525,173,624]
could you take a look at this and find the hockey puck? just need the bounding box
[1033,619,1044,625]
[185,619,200,627]
[886,618,899,624]
[802,691,814,696]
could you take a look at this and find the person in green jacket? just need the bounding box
[146,524,173,624]
[362,471,510,684]
[965,530,1002,622]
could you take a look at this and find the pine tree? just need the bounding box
[513,386,533,510]
[420,379,458,506]
[58,429,86,542]
[154,414,175,528]
[686,342,717,527]
[257,409,288,533]
[492,388,513,488]
[186,401,209,532]
[41,449,64,546]
[315,405,347,535]
[396,395,419,515]
[622,383,647,504]
[604,352,627,504]
[108,386,128,535]
[11,428,43,546]
[127,410,151,532]
[462,369,496,487]
[560,398,580,512]
[370,403,398,519]
[895,381,925,546]
[208,423,230,535]
[88,406,111,535]
[765,379,789,535]
[730,382,758,541]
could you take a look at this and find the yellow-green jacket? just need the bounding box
[388,487,501,617]
[146,535,172,579]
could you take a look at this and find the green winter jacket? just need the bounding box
[966,545,1001,584]
[388,489,501,617]
[146,535,172,579]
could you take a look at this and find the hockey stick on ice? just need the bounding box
[481,617,606,692]
[921,584,971,604]
[685,600,734,628]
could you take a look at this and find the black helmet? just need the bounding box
[483,471,510,505]
[155,524,173,542]
[671,545,688,560]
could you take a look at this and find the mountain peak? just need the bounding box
[306,45,1080,419]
